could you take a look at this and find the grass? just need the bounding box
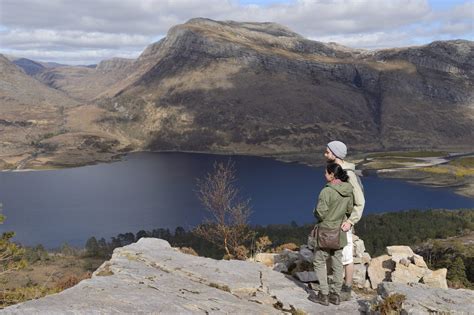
[449,157,474,168]
[367,151,448,158]
[1,253,104,308]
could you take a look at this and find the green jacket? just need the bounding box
[313,182,354,248]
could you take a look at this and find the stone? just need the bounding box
[352,263,368,288]
[254,253,277,267]
[412,253,428,268]
[274,249,299,267]
[391,262,427,284]
[361,252,371,265]
[399,257,411,267]
[2,238,362,314]
[353,239,366,257]
[422,268,448,289]
[298,245,314,263]
[363,279,371,289]
[386,246,414,263]
[295,271,318,283]
[367,255,395,289]
[273,262,288,273]
[373,282,474,314]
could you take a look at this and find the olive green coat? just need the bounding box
[313,182,354,248]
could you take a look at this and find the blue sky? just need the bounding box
[0,0,472,64]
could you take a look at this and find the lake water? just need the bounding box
[0,152,472,248]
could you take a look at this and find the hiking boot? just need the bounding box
[340,284,352,301]
[308,291,329,306]
[329,293,340,305]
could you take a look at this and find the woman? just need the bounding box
[308,163,353,306]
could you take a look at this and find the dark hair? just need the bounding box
[326,163,349,182]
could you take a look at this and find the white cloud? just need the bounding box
[1,29,152,49]
[0,0,472,64]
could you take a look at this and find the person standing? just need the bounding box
[324,140,365,301]
[309,163,353,306]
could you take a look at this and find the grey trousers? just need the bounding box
[313,247,343,295]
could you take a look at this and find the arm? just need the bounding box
[346,172,365,226]
[313,188,330,222]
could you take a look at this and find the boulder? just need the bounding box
[254,253,277,267]
[274,249,299,267]
[298,245,314,263]
[367,255,395,289]
[391,262,427,284]
[386,245,414,263]
[412,253,428,268]
[273,262,288,273]
[294,271,318,283]
[353,263,368,288]
[422,268,448,289]
[353,239,366,257]
[354,252,372,265]
[372,282,474,314]
[399,257,411,267]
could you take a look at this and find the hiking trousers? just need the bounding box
[313,247,343,295]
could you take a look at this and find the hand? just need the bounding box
[341,221,352,232]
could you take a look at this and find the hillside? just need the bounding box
[92,18,473,154]
[1,18,473,169]
[0,55,129,168]
[0,54,79,162]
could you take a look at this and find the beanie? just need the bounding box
[327,141,347,159]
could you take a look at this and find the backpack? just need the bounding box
[345,168,364,193]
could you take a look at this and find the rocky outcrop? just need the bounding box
[96,57,134,73]
[365,282,474,314]
[3,238,361,314]
[367,245,448,289]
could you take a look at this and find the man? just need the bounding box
[324,140,365,301]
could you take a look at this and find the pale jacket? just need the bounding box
[341,161,365,225]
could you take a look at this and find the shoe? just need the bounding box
[329,293,340,305]
[340,284,352,302]
[308,291,329,306]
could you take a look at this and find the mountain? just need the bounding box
[1,19,473,168]
[0,55,125,168]
[11,58,46,75]
[35,57,134,101]
[93,18,474,153]
[0,54,79,156]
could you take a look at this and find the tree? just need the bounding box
[193,161,255,259]
[0,204,27,276]
[85,237,99,257]
[448,256,468,286]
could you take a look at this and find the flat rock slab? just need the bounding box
[2,238,362,314]
[378,282,474,314]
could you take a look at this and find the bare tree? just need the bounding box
[194,161,254,259]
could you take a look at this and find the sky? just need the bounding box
[0,0,472,65]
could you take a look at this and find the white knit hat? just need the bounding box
[327,141,347,159]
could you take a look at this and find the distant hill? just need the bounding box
[12,58,45,75]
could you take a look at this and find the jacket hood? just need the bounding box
[328,182,353,197]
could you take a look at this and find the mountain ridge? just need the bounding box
[1,18,473,170]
